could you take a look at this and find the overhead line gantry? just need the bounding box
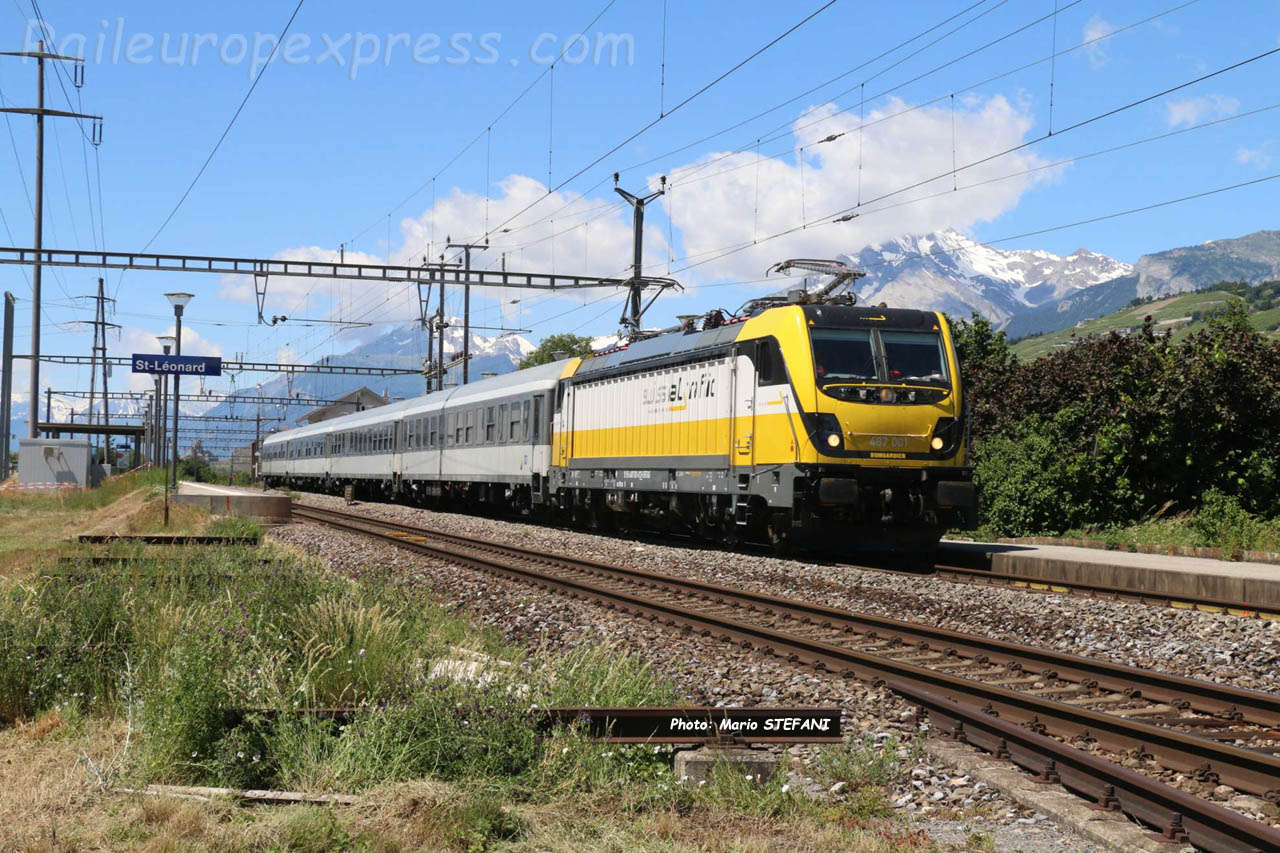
[0,246,671,331]
[14,353,423,377]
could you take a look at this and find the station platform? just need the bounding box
[173,481,292,524]
[939,539,1280,610]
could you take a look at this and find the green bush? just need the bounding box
[955,306,1280,538]
[1192,488,1262,556]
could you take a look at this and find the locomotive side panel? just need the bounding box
[565,353,736,470]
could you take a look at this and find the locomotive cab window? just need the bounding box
[881,331,948,385]
[754,337,786,385]
[811,329,877,386]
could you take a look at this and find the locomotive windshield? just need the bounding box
[811,329,877,383]
[880,331,949,384]
[811,328,949,387]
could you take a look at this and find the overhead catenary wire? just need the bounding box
[471,0,1004,259]
[342,0,621,250]
[667,100,1280,271]
[467,0,842,249]
[612,0,1000,183]
[666,43,1280,275]
[141,0,307,250]
[653,0,1200,197]
[472,0,1109,253]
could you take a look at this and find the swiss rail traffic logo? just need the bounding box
[641,370,718,411]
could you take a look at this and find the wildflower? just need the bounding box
[698,780,707,787]
[781,784,791,793]
[191,751,197,758]
[237,751,245,759]
[358,648,366,658]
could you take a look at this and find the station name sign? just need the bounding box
[131,353,222,377]
[537,707,842,743]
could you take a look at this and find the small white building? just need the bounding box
[17,438,96,490]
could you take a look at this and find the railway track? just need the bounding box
[292,503,1280,852]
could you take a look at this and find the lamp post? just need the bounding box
[155,335,174,468]
[164,293,192,526]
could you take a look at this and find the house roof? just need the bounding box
[296,386,388,424]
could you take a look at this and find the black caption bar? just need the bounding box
[537,706,843,743]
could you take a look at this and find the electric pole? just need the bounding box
[0,292,13,476]
[445,237,487,385]
[613,174,666,335]
[0,41,102,438]
[76,278,117,465]
[436,285,446,391]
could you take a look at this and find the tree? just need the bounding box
[518,333,597,369]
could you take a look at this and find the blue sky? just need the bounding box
[1,0,1277,406]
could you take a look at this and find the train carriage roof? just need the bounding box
[259,359,566,445]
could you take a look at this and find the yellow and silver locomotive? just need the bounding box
[261,259,975,555]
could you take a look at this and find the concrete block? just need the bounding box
[170,493,292,524]
[674,746,777,785]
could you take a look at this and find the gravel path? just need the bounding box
[270,508,1129,849]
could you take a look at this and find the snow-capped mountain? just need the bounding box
[841,229,1132,324]
[6,391,215,444]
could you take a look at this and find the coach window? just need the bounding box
[519,399,530,440]
[485,406,496,443]
[464,409,475,445]
[532,396,542,441]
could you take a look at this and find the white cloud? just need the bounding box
[396,175,669,323]
[662,94,1055,284]
[1235,143,1274,170]
[1079,14,1115,69]
[1165,94,1239,128]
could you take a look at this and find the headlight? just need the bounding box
[930,418,958,454]
[814,413,843,451]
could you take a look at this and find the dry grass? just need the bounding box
[0,718,926,852]
[0,714,125,851]
[0,483,211,579]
